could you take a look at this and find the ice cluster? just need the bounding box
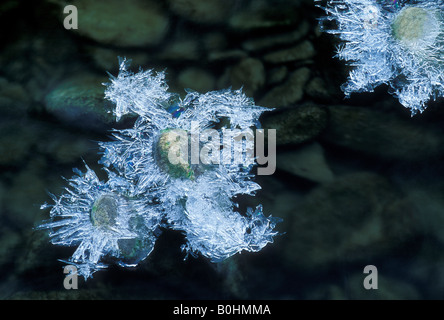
[316,0,444,114]
[39,59,280,280]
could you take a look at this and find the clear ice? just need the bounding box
[39,58,280,280]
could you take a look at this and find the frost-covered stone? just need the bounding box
[39,59,281,279]
[317,0,444,113]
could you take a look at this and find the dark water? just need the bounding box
[1,0,444,300]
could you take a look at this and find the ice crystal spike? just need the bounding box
[316,0,444,114]
[105,57,174,121]
[39,59,280,280]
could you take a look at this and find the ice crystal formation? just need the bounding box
[39,59,280,280]
[316,0,444,114]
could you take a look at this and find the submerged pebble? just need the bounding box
[277,142,334,184]
[44,73,114,130]
[71,0,169,47]
[262,103,328,146]
[322,105,444,161]
[260,68,311,108]
[284,172,419,272]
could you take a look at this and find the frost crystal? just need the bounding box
[316,0,444,114]
[39,58,280,280]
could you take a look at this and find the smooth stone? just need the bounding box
[0,227,20,270]
[168,0,234,24]
[403,180,444,247]
[0,78,30,115]
[267,66,288,85]
[344,273,420,300]
[305,77,333,101]
[72,0,169,47]
[262,103,328,146]
[321,105,444,161]
[7,159,49,228]
[259,68,311,108]
[86,46,152,73]
[177,68,216,93]
[277,142,335,184]
[45,133,92,165]
[44,73,114,130]
[202,33,227,52]
[263,41,316,64]
[158,39,201,61]
[207,50,248,62]
[229,4,302,31]
[242,21,310,52]
[228,58,266,97]
[306,274,420,300]
[284,172,419,272]
[0,119,36,166]
[0,182,4,219]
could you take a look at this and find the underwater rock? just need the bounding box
[267,66,288,85]
[0,77,31,116]
[0,30,80,107]
[317,0,444,114]
[242,21,310,52]
[7,159,48,228]
[177,68,215,93]
[322,105,444,161]
[259,68,311,108]
[229,4,302,31]
[158,39,201,62]
[0,119,36,166]
[207,49,248,63]
[284,172,418,272]
[44,73,114,130]
[0,181,3,213]
[344,273,420,300]
[86,46,152,73]
[216,258,249,299]
[227,58,266,97]
[242,175,302,232]
[262,103,328,146]
[403,241,444,299]
[9,289,105,300]
[0,226,20,270]
[0,116,93,167]
[277,142,334,184]
[403,181,444,247]
[0,0,19,19]
[304,284,347,300]
[168,0,234,24]
[39,131,93,165]
[15,229,59,278]
[202,33,228,52]
[305,76,334,101]
[305,274,420,300]
[263,40,316,64]
[72,0,169,47]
